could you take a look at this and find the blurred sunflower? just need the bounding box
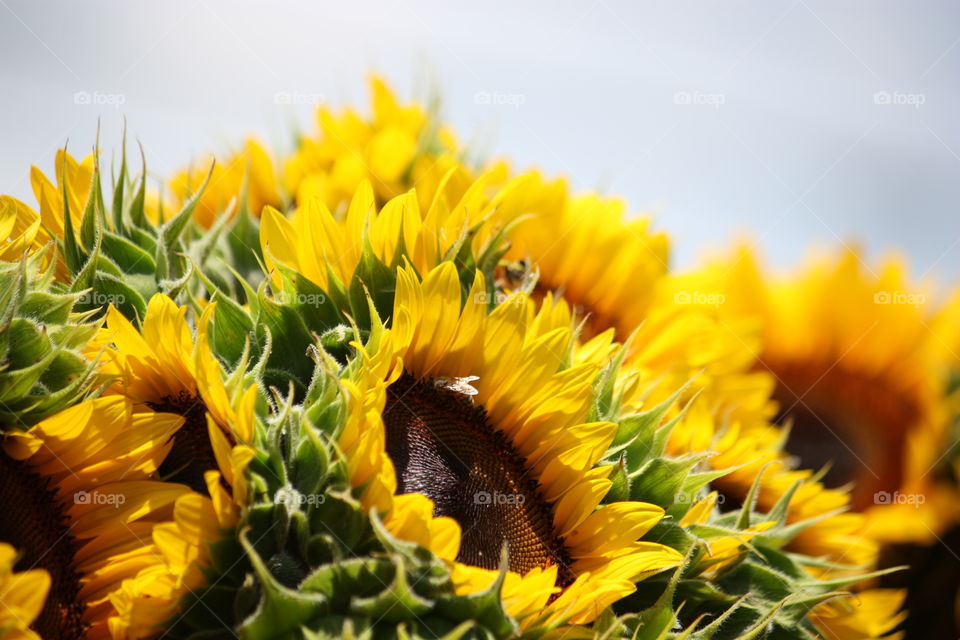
[170,138,281,228]
[283,76,465,212]
[697,247,960,541]
[1,397,191,639]
[338,261,683,630]
[679,246,960,638]
[810,589,907,640]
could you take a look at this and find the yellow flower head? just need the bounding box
[695,246,960,545]
[2,397,192,638]
[170,138,281,228]
[0,150,94,278]
[85,294,259,636]
[339,261,682,630]
[502,191,669,341]
[283,76,462,211]
[261,168,564,294]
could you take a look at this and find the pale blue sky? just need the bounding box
[1,0,958,278]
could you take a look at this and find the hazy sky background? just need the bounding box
[1,1,958,280]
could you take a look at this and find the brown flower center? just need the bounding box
[383,373,573,586]
[151,391,220,495]
[765,359,919,510]
[0,453,86,640]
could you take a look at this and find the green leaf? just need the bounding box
[603,454,631,503]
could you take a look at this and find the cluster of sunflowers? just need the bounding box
[1,76,959,640]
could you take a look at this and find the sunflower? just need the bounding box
[501,191,669,341]
[170,138,281,228]
[337,261,683,630]
[1,396,192,639]
[86,294,259,637]
[260,168,564,297]
[1,146,170,297]
[91,293,254,494]
[678,245,960,638]
[493,184,784,465]
[283,76,464,212]
[0,150,93,275]
[487,187,906,638]
[697,247,959,543]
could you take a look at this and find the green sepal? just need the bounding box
[629,453,712,508]
[236,528,329,638]
[349,556,433,622]
[156,159,214,281]
[348,239,397,330]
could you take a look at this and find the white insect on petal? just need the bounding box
[433,375,480,396]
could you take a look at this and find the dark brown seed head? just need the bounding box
[383,372,574,587]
